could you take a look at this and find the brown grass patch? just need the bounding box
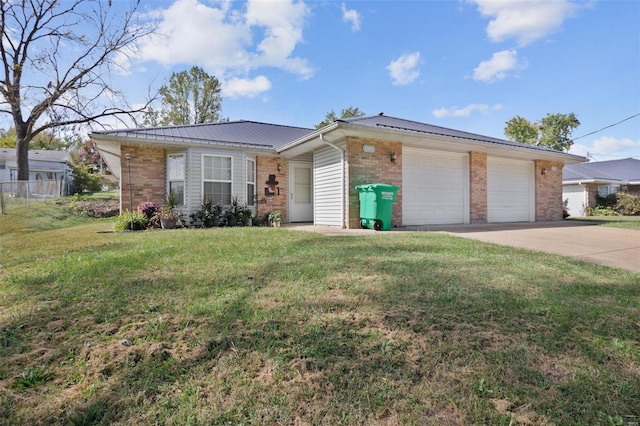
[537,354,573,384]
[492,399,554,425]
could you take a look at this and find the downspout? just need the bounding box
[320,133,347,228]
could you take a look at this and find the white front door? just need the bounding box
[289,162,313,222]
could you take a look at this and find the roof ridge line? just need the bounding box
[94,119,313,134]
[345,113,515,142]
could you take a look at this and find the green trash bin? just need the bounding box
[355,183,399,231]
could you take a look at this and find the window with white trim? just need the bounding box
[167,154,185,206]
[247,159,256,206]
[597,185,609,197]
[203,155,232,205]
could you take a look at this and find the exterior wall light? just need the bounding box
[390,152,397,163]
[277,163,282,172]
[541,168,547,176]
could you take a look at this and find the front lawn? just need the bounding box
[1,204,639,425]
[567,215,640,230]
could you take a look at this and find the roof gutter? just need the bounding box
[91,132,275,151]
[563,178,623,185]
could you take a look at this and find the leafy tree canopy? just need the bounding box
[144,66,222,126]
[0,128,70,150]
[315,106,366,129]
[504,113,580,152]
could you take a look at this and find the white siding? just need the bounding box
[314,143,345,226]
[292,152,313,163]
[563,184,588,217]
[186,148,248,212]
[487,157,534,222]
[402,148,468,225]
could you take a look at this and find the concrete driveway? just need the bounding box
[415,221,640,273]
[286,221,640,273]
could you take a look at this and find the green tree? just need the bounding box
[504,116,538,145]
[315,106,366,129]
[0,128,70,150]
[145,66,222,126]
[538,113,580,152]
[0,128,16,148]
[0,0,155,181]
[504,113,580,152]
[30,131,71,150]
[69,162,102,194]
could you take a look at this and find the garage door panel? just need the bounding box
[403,149,468,225]
[487,158,533,222]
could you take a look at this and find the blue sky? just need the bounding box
[113,0,639,160]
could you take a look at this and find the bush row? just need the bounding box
[591,190,640,216]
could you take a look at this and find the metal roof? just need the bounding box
[339,113,567,155]
[0,148,72,163]
[91,120,314,150]
[563,158,640,183]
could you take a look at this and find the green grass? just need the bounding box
[1,203,639,425]
[567,215,640,230]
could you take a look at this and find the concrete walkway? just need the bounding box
[284,221,640,273]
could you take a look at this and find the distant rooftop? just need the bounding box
[563,158,640,183]
[0,148,71,163]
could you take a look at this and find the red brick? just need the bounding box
[535,160,564,221]
[120,145,165,211]
[256,156,287,222]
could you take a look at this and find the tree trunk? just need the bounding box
[15,121,31,181]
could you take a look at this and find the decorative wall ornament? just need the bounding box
[265,174,279,196]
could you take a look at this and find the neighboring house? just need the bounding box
[91,113,585,228]
[563,158,640,217]
[0,148,72,195]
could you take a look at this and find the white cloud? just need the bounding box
[469,0,580,46]
[341,3,361,32]
[570,137,640,159]
[473,49,525,82]
[432,103,503,118]
[245,0,313,78]
[137,0,250,71]
[223,76,272,98]
[131,0,312,97]
[387,52,421,86]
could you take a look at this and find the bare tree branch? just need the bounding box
[0,0,158,180]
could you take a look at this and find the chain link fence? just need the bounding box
[0,180,65,214]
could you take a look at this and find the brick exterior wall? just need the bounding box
[345,136,402,229]
[256,156,287,222]
[583,183,599,214]
[115,141,567,226]
[587,184,599,212]
[120,145,166,212]
[469,152,488,223]
[535,160,564,221]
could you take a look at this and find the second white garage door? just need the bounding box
[402,148,468,225]
[487,157,534,222]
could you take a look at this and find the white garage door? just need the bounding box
[402,148,468,225]
[487,157,534,222]
[563,184,587,217]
